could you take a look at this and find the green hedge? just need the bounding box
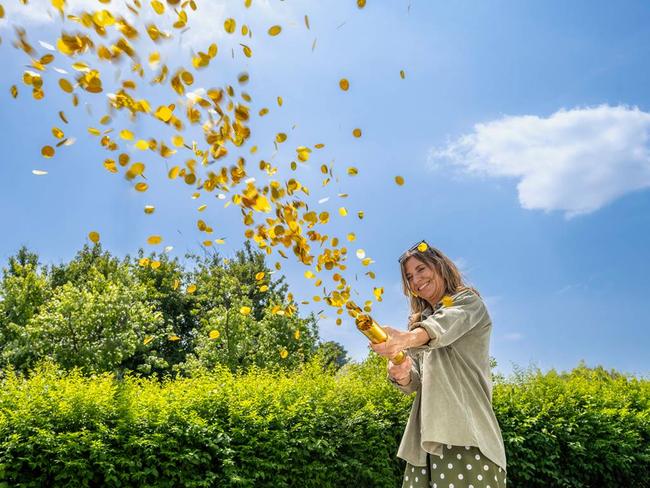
[0,358,648,487]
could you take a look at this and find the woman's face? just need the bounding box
[404,256,445,305]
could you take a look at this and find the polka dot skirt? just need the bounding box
[402,444,506,488]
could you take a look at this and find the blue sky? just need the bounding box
[1,0,649,377]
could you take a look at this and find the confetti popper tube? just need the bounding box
[355,315,406,365]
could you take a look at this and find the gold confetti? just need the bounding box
[395,175,405,186]
[417,242,428,252]
[144,205,155,214]
[58,77,74,94]
[400,69,406,79]
[255,272,265,281]
[41,145,55,158]
[441,295,454,307]
[352,128,362,138]
[275,132,287,143]
[277,96,283,106]
[240,306,251,315]
[143,336,154,345]
[304,15,310,29]
[294,329,300,340]
[10,85,18,98]
[209,329,220,340]
[338,207,348,217]
[357,0,366,8]
[135,182,149,192]
[147,235,162,245]
[339,78,349,91]
[280,348,288,359]
[88,231,100,243]
[151,260,161,269]
[154,105,173,122]
[168,334,180,341]
[151,0,165,14]
[120,129,134,140]
[224,18,236,34]
[268,25,282,36]
[186,284,197,294]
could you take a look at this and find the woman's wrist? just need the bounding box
[404,327,430,349]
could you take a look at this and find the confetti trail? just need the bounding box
[5,0,409,337]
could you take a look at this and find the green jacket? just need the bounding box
[389,289,507,471]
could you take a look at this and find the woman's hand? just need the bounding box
[388,356,412,386]
[369,326,410,358]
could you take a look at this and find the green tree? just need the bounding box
[20,267,165,374]
[314,340,350,370]
[181,242,319,373]
[0,247,51,369]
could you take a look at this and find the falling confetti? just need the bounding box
[442,296,454,307]
[88,231,100,244]
[5,0,394,340]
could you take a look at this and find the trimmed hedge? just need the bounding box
[0,358,648,487]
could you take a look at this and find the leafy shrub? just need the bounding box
[0,358,647,487]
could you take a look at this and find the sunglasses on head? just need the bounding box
[398,240,433,263]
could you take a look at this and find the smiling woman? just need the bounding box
[370,241,507,488]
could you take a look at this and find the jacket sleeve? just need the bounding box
[410,290,488,352]
[387,353,421,395]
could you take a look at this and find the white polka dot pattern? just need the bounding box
[401,444,506,488]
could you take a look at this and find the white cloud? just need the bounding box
[502,332,523,342]
[429,105,650,218]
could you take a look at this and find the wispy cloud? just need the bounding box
[429,105,650,218]
[502,332,524,342]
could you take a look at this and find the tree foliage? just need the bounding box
[0,242,325,377]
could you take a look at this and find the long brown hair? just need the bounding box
[399,244,479,323]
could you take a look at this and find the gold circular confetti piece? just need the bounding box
[58,78,73,93]
[41,145,55,158]
[147,235,162,245]
[417,242,429,252]
[88,231,100,244]
[395,175,405,186]
[352,128,362,138]
[442,295,454,307]
[224,18,236,34]
[268,25,282,36]
[209,330,220,340]
[357,0,367,8]
[186,284,197,294]
[240,306,251,315]
[135,182,149,192]
[339,78,350,91]
[144,205,155,214]
[280,349,288,359]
